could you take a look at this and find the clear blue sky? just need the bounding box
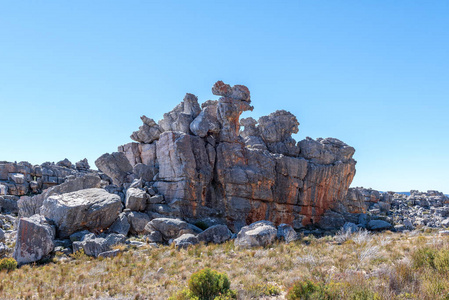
[1,1,448,193]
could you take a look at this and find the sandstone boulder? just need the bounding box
[125,188,147,211]
[145,218,202,241]
[95,152,133,186]
[13,215,55,265]
[197,225,232,244]
[234,221,277,248]
[72,232,126,257]
[40,188,122,238]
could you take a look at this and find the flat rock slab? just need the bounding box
[40,188,122,238]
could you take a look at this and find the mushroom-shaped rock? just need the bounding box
[40,188,122,238]
[234,221,277,248]
[13,214,55,265]
[212,80,251,102]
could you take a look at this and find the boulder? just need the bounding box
[13,215,55,264]
[40,188,122,238]
[130,116,162,144]
[145,218,202,241]
[72,233,126,257]
[125,188,147,211]
[367,220,393,231]
[173,233,199,249]
[75,158,90,171]
[127,211,150,235]
[108,213,130,236]
[197,225,232,244]
[95,152,133,186]
[158,93,201,133]
[234,221,277,248]
[277,223,298,243]
[342,222,359,234]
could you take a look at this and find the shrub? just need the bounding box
[286,279,333,300]
[0,258,17,272]
[412,246,449,272]
[188,268,235,300]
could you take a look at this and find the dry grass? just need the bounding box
[0,230,448,299]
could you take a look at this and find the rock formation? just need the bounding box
[97,81,357,231]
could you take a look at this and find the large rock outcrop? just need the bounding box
[106,81,356,231]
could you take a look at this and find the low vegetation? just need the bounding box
[1,230,449,299]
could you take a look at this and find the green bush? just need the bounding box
[0,258,17,272]
[188,268,235,300]
[286,279,339,300]
[412,247,449,272]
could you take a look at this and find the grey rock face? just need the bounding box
[197,225,232,244]
[40,188,122,238]
[145,218,202,241]
[95,152,133,186]
[13,215,55,265]
[72,233,126,257]
[234,221,277,248]
[125,188,147,211]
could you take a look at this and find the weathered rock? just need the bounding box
[127,211,150,235]
[0,195,19,214]
[72,233,126,257]
[130,116,162,144]
[108,213,130,236]
[40,188,122,238]
[367,220,393,231]
[258,110,300,156]
[95,152,133,186]
[159,93,201,133]
[98,249,121,258]
[57,158,72,169]
[277,223,298,243]
[342,222,359,234]
[13,215,55,264]
[75,158,90,171]
[0,228,4,242]
[97,81,358,230]
[190,100,220,137]
[145,230,163,243]
[18,174,103,218]
[173,233,199,248]
[234,221,277,248]
[125,188,147,211]
[145,218,202,241]
[197,225,232,244]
